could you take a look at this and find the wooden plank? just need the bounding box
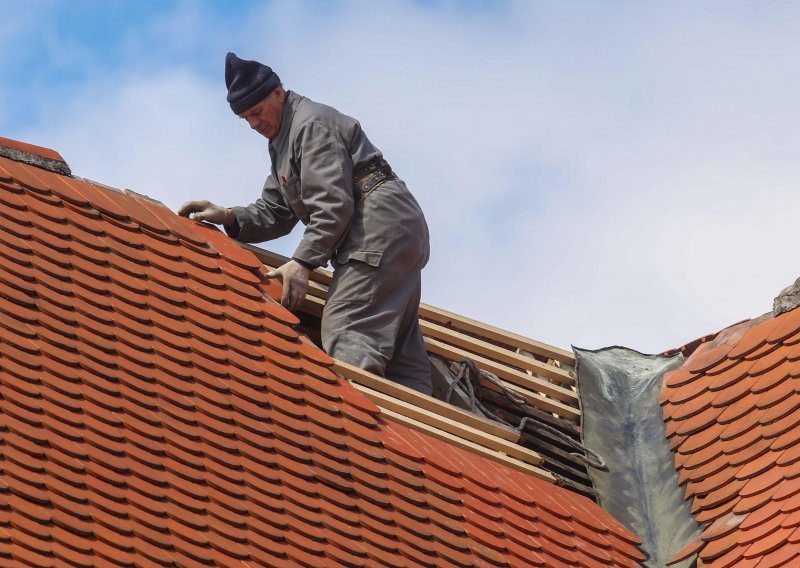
[485,379,581,421]
[424,337,581,421]
[242,243,569,484]
[301,278,329,300]
[257,265,579,418]
[300,294,325,318]
[517,347,538,377]
[289,278,576,392]
[243,243,573,366]
[334,360,519,443]
[257,258,330,302]
[422,334,578,403]
[354,384,541,465]
[420,319,575,388]
[244,242,578,417]
[378,407,555,483]
[243,245,333,287]
[419,304,575,365]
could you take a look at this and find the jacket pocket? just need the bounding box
[281,174,309,222]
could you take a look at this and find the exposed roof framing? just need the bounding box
[242,244,588,491]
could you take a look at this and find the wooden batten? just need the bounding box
[334,360,521,443]
[244,245,334,287]
[354,384,542,466]
[422,337,580,420]
[244,243,582,474]
[301,294,325,318]
[420,320,575,387]
[247,244,580,421]
[378,407,555,483]
[334,358,554,482]
[243,244,576,370]
[419,304,575,366]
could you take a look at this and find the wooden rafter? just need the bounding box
[333,360,521,443]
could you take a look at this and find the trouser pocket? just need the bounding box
[328,250,383,305]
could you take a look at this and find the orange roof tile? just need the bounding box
[0,138,644,567]
[0,136,65,163]
[663,308,800,567]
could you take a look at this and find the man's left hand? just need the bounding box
[266,260,310,312]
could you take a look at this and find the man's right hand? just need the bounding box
[177,200,229,224]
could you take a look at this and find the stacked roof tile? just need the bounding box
[0,137,644,567]
[662,309,800,567]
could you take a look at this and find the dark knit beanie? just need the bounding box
[225,52,281,114]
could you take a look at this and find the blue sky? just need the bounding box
[3,0,800,353]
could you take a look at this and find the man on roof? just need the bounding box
[179,53,432,394]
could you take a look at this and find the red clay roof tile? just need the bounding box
[0,138,643,567]
[663,311,800,567]
[0,137,65,163]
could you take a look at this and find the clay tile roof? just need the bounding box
[0,137,644,567]
[662,308,800,567]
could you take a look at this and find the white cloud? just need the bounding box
[13,1,800,353]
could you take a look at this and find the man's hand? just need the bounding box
[266,260,310,311]
[177,200,229,224]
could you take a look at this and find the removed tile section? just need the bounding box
[0,140,645,567]
[662,307,800,567]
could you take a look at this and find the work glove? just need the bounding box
[266,260,310,312]
[177,200,230,224]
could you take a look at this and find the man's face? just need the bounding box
[239,87,286,139]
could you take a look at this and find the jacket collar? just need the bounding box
[269,90,301,155]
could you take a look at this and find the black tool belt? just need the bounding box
[353,157,396,198]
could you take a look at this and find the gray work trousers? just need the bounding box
[321,182,432,395]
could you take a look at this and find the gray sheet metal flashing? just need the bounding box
[575,346,700,568]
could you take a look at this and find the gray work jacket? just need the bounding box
[229,91,425,269]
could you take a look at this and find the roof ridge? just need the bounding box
[662,317,755,359]
[0,135,71,176]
